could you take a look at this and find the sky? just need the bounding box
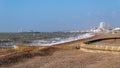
[0,0,120,32]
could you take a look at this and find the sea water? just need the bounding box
[28,33,95,46]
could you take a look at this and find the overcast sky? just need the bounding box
[0,0,120,32]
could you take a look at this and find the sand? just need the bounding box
[7,49,120,68]
[0,33,120,68]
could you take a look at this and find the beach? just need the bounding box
[0,33,120,68]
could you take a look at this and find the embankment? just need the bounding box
[80,34,120,54]
[0,38,84,67]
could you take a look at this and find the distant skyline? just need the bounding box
[0,0,120,32]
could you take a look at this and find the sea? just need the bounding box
[28,33,95,46]
[0,33,95,48]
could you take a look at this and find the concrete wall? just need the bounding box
[80,38,120,54]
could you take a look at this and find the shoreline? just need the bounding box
[0,33,120,68]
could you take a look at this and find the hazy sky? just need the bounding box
[0,0,120,32]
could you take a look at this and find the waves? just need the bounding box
[29,33,95,46]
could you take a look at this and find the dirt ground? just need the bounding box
[7,48,120,68]
[0,33,120,68]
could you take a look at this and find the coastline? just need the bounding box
[0,33,120,68]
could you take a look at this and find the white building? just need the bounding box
[99,22,105,29]
[113,27,120,31]
[90,22,112,33]
[112,27,120,33]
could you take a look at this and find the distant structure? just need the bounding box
[18,28,23,33]
[99,22,105,29]
[90,22,112,33]
[113,28,120,31]
[113,27,120,33]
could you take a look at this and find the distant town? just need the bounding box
[90,22,120,33]
[70,22,120,33]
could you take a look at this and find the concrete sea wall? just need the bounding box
[80,38,120,54]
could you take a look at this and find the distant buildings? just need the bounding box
[113,28,120,31]
[90,22,112,33]
[18,28,23,33]
[113,27,120,33]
